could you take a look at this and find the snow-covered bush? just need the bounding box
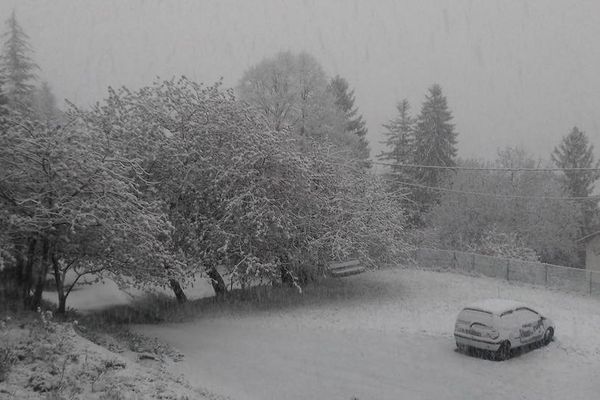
[0,346,16,382]
[1,74,410,308]
[466,226,539,261]
[428,150,581,266]
[0,317,16,382]
[80,77,410,292]
[0,96,177,311]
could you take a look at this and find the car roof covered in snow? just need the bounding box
[463,299,528,315]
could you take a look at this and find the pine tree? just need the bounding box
[413,84,458,211]
[328,75,370,162]
[378,99,415,185]
[33,81,61,126]
[1,11,38,111]
[551,126,600,235]
[0,70,7,115]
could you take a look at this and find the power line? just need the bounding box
[395,181,600,201]
[310,157,600,201]
[372,160,600,172]
[327,159,600,201]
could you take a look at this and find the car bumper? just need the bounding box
[455,334,501,351]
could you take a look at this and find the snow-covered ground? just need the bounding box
[137,267,600,400]
[42,275,214,313]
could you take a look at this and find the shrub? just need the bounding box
[0,345,16,382]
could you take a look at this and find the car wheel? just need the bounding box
[495,341,511,361]
[456,342,467,352]
[543,328,554,345]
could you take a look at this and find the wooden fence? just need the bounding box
[414,248,600,296]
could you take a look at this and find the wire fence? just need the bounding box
[413,248,600,296]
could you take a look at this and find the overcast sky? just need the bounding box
[2,0,600,161]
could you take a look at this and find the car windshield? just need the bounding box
[458,309,494,326]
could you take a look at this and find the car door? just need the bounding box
[500,310,518,343]
[526,308,545,342]
[514,308,544,345]
[455,308,495,340]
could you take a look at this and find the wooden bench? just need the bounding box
[328,259,366,278]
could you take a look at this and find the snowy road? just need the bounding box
[138,268,600,400]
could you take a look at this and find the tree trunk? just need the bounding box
[280,265,295,287]
[22,238,37,306]
[0,240,22,301]
[169,279,187,304]
[51,255,67,314]
[13,241,24,296]
[0,269,16,306]
[30,239,50,310]
[207,266,227,297]
[57,294,66,315]
[297,267,313,285]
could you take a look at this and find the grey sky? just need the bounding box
[3,0,600,161]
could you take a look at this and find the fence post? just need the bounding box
[471,254,475,273]
[590,271,593,296]
[545,264,548,287]
[506,259,510,281]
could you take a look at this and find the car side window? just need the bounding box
[512,310,524,325]
[514,308,539,325]
[500,310,517,327]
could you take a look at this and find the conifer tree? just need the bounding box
[0,72,7,117]
[413,84,458,213]
[0,11,38,111]
[328,75,370,162]
[551,126,600,235]
[378,99,415,182]
[33,81,61,126]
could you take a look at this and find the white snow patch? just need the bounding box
[136,268,600,400]
[42,276,214,313]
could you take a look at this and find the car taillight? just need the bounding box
[484,329,499,340]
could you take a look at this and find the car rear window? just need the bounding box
[457,308,494,326]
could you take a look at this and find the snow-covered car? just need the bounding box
[454,299,555,360]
